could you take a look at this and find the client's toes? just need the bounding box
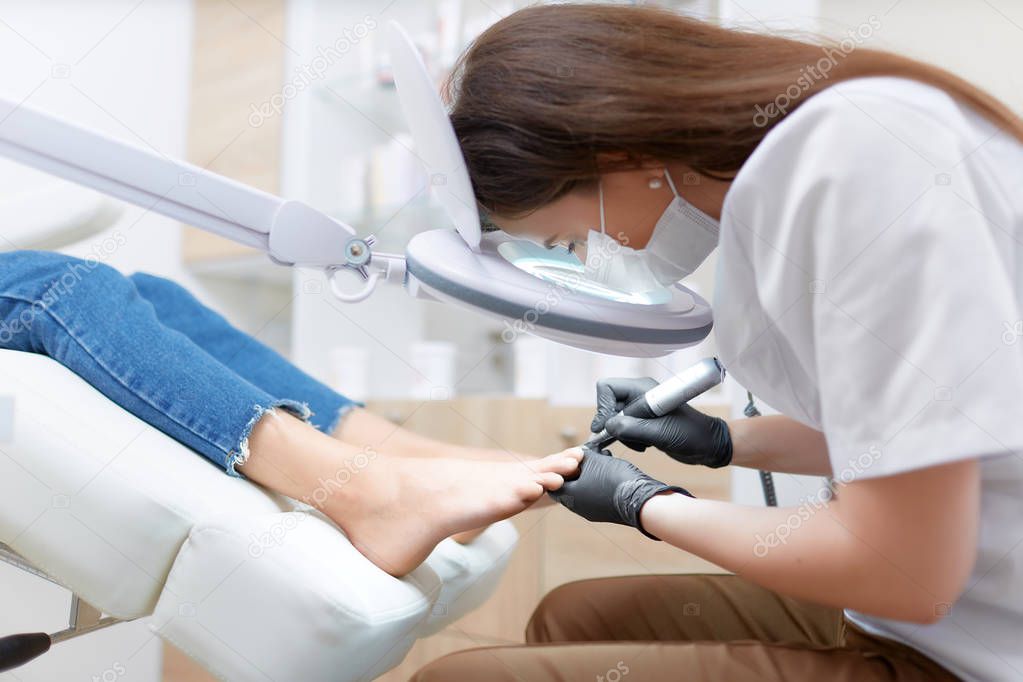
[537,471,566,491]
[530,449,583,477]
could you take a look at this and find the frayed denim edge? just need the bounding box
[323,400,365,437]
[226,399,312,478]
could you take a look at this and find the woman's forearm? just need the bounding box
[640,459,979,624]
[727,414,831,475]
[639,494,922,618]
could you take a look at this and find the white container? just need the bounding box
[547,346,599,407]
[334,155,366,219]
[328,346,370,402]
[410,341,457,400]
[370,133,423,211]
[594,353,645,381]
[512,336,550,398]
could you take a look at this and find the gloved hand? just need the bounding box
[591,377,733,468]
[548,447,692,540]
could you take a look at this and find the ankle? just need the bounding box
[300,446,384,512]
[247,409,299,454]
[239,411,315,497]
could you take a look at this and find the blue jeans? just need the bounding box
[0,250,360,476]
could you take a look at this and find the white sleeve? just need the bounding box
[772,89,1023,480]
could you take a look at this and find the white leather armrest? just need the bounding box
[0,351,297,619]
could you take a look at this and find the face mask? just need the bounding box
[643,168,720,285]
[583,181,664,294]
[583,170,720,293]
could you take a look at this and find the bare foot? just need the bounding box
[241,411,581,575]
[450,528,489,544]
[332,409,567,544]
[323,450,582,576]
[450,479,558,545]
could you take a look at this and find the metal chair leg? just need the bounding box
[0,543,132,671]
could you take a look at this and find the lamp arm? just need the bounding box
[0,96,376,271]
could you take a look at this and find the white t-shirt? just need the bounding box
[715,76,1023,681]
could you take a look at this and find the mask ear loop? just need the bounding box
[598,178,607,235]
[662,169,720,231]
[662,168,682,200]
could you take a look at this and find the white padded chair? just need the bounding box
[0,186,516,680]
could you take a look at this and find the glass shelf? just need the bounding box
[311,74,410,135]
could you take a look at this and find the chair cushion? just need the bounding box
[0,350,303,617]
[418,522,518,637]
[149,514,519,681]
[150,511,443,682]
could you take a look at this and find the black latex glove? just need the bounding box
[549,447,692,540]
[591,377,733,468]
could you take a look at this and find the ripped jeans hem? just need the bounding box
[226,399,312,478]
[324,400,365,437]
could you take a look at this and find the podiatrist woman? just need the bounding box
[412,4,1023,682]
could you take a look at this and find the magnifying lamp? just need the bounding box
[387,21,711,357]
[0,22,712,358]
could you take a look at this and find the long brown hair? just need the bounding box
[447,3,1023,218]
